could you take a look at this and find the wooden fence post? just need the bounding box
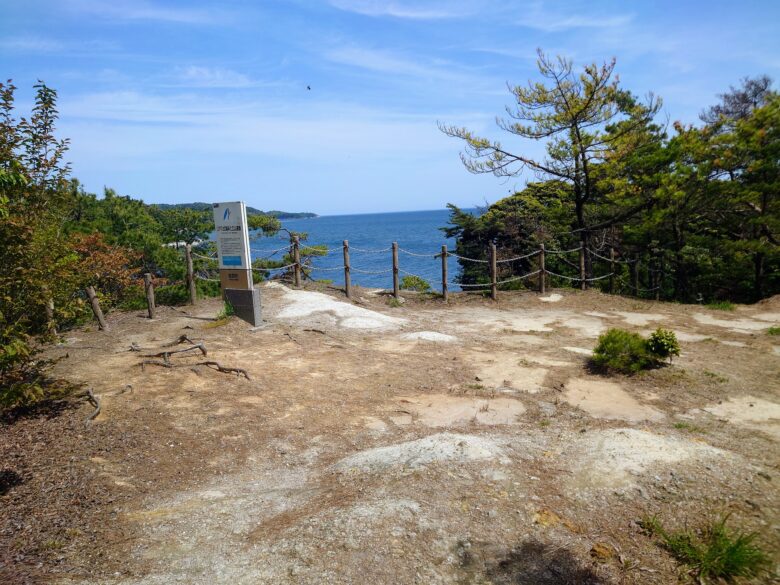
[343,240,351,299]
[441,244,448,302]
[579,243,586,291]
[144,272,156,319]
[609,247,615,294]
[85,286,108,331]
[392,242,399,299]
[42,285,56,335]
[539,243,546,294]
[293,236,301,288]
[185,243,196,305]
[633,254,640,296]
[490,243,497,301]
[655,256,662,301]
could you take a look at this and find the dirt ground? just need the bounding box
[2,283,780,584]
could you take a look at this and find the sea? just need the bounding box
[248,208,475,291]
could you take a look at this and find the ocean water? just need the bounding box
[249,208,472,290]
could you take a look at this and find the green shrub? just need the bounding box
[642,515,769,582]
[706,300,735,311]
[592,329,658,374]
[400,275,431,292]
[768,326,780,336]
[647,328,681,362]
[216,300,234,320]
[154,280,221,306]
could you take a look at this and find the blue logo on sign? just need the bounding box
[223,256,241,266]
[223,208,231,221]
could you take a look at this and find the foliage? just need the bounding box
[768,326,780,336]
[646,328,681,362]
[216,300,235,321]
[592,329,660,374]
[400,275,432,292]
[705,300,735,311]
[443,60,779,303]
[642,515,769,582]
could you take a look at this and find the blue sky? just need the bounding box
[2,0,779,215]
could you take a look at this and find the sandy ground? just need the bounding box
[6,283,780,584]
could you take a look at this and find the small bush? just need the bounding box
[216,300,234,321]
[706,300,735,311]
[642,515,769,582]
[592,329,658,374]
[400,275,431,292]
[647,328,681,362]
[768,326,780,336]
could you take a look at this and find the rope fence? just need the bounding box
[178,237,670,306]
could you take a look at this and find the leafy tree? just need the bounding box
[440,50,661,276]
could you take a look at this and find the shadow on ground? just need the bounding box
[460,539,608,584]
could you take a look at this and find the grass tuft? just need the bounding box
[705,300,735,311]
[768,326,780,336]
[641,514,769,582]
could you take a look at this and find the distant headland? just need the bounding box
[153,202,318,219]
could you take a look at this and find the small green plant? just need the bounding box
[647,328,681,362]
[387,297,402,308]
[706,300,735,311]
[216,300,234,320]
[641,515,769,582]
[400,275,431,292]
[592,329,658,374]
[673,421,705,433]
[768,326,780,336]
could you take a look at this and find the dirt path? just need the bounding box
[7,285,779,584]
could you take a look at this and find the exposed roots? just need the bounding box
[141,360,251,380]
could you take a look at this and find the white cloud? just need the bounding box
[66,0,232,25]
[173,66,254,88]
[0,36,65,53]
[518,2,633,32]
[329,0,471,19]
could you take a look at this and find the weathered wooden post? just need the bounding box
[85,286,108,331]
[609,247,616,294]
[490,243,497,301]
[43,285,56,335]
[185,243,196,305]
[655,256,662,301]
[579,243,586,291]
[343,240,351,299]
[633,254,640,296]
[293,236,301,288]
[144,272,156,319]
[441,244,448,302]
[392,242,399,299]
[539,243,546,294]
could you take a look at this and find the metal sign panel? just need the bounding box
[213,201,252,273]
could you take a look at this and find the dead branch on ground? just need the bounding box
[140,360,251,380]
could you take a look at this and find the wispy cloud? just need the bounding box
[173,66,254,88]
[0,36,64,53]
[324,45,494,89]
[66,0,232,25]
[329,0,470,20]
[518,2,633,32]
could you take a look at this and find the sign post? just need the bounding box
[212,201,261,326]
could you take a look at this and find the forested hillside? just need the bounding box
[443,54,778,303]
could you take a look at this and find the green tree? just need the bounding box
[440,50,661,276]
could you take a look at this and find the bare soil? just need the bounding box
[2,284,779,584]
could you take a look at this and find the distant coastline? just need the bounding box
[153,202,318,220]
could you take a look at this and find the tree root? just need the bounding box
[143,343,207,362]
[141,360,251,380]
[77,388,101,428]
